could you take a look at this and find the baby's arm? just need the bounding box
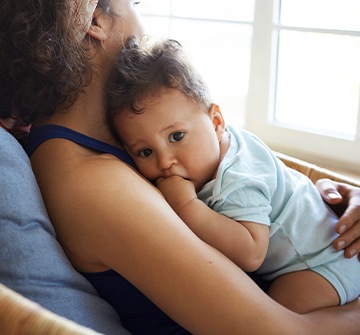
[156,175,269,272]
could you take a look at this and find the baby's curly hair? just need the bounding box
[106,37,213,121]
[0,0,111,124]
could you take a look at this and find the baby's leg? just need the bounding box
[267,269,340,314]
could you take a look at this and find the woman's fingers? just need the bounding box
[315,178,345,204]
[333,203,360,260]
[316,178,360,260]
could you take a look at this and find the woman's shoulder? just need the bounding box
[38,144,157,271]
[76,150,144,190]
[63,146,145,201]
[30,135,149,229]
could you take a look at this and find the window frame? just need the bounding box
[245,0,360,174]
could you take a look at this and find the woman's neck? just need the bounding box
[34,74,119,147]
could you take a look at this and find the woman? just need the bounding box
[1,1,360,334]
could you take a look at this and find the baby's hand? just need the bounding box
[156,176,197,214]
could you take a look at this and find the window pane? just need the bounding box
[141,16,171,36]
[138,3,253,126]
[274,31,360,138]
[171,21,251,97]
[172,0,255,21]
[138,0,171,15]
[281,0,360,31]
[139,0,255,22]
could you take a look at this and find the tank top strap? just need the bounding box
[27,125,137,169]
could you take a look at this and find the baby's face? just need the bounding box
[113,88,224,191]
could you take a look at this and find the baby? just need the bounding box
[106,37,360,313]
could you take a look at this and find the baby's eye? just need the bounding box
[169,131,185,143]
[138,148,153,157]
[133,1,141,6]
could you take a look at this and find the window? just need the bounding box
[139,0,360,175]
[247,0,360,174]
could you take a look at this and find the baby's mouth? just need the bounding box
[162,171,190,180]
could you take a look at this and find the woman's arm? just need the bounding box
[36,153,360,335]
[156,175,269,272]
[74,161,360,335]
[75,160,360,334]
[316,179,360,260]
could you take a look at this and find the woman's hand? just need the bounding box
[316,178,360,260]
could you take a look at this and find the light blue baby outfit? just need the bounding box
[197,125,360,304]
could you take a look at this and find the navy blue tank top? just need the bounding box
[27,124,137,169]
[27,125,191,335]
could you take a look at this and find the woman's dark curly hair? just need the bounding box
[0,0,111,124]
[106,37,213,121]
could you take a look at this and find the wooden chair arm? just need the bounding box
[275,152,360,187]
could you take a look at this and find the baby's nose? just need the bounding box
[158,152,177,171]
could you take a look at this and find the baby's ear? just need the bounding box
[209,104,225,141]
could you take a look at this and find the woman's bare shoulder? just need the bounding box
[58,154,161,268]
[31,141,166,267]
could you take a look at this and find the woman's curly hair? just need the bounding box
[0,0,111,124]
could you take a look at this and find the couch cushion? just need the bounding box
[0,128,130,334]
